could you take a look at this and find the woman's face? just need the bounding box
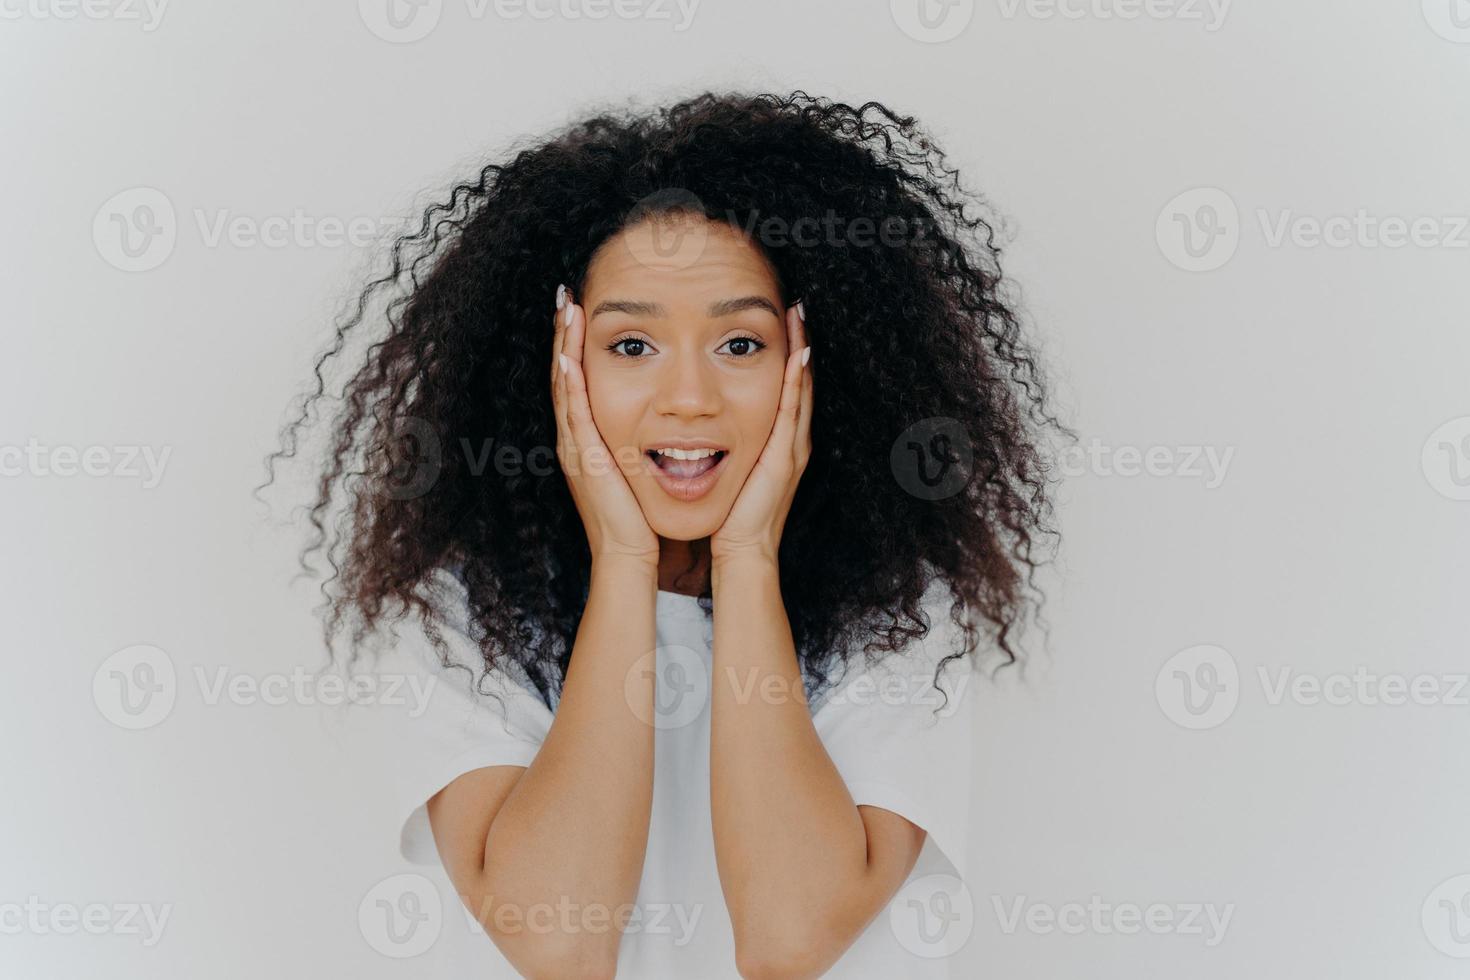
[578,214,790,543]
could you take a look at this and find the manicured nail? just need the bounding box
[563,301,574,327]
[558,353,569,374]
[800,346,811,367]
[555,283,567,310]
[796,300,806,321]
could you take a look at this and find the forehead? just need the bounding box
[583,214,781,300]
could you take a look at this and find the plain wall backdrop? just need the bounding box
[3,1,1468,977]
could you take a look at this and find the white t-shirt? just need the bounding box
[376,566,977,978]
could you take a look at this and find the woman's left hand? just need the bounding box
[710,301,813,566]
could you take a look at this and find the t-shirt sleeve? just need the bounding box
[374,567,555,866]
[810,578,979,882]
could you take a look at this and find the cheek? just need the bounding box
[727,370,785,450]
[582,365,646,449]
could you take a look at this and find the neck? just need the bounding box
[657,537,712,595]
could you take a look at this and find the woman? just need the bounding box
[264,91,1063,978]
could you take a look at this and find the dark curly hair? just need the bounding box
[259,89,1069,710]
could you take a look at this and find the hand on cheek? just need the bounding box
[551,284,660,567]
[710,301,812,566]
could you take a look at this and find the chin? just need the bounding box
[643,501,730,542]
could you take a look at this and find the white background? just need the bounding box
[3,0,1468,977]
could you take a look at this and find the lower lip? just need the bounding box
[644,451,729,502]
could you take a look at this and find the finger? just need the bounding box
[551,283,570,391]
[795,354,813,472]
[553,300,576,470]
[786,298,804,361]
[561,305,597,436]
[767,331,805,463]
[564,292,586,370]
[561,303,617,473]
[789,301,813,458]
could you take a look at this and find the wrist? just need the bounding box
[710,548,780,587]
[590,551,661,584]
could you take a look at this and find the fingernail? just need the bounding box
[800,346,811,367]
[796,300,806,322]
[563,301,574,327]
[555,283,567,310]
[558,353,569,374]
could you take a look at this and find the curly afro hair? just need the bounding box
[260,89,1068,709]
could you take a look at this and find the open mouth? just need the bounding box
[646,447,727,479]
[644,446,729,501]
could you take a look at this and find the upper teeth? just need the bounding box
[655,447,718,460]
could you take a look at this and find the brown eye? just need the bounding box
[608,338,649,357]
[719,335,766,358]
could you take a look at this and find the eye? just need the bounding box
[719,334,767,358]
[606,335,653,358]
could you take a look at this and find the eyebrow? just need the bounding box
[590,296,782,320]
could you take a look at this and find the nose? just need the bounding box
[650,343,721,420]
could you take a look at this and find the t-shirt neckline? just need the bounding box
[655,589,706,618]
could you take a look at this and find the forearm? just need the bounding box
[708,555,874,972]
[474,556,658,968]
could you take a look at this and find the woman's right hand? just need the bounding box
[551,284,661,568]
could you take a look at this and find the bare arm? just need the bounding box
[428,556,657,979]
[709,555,926,980]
